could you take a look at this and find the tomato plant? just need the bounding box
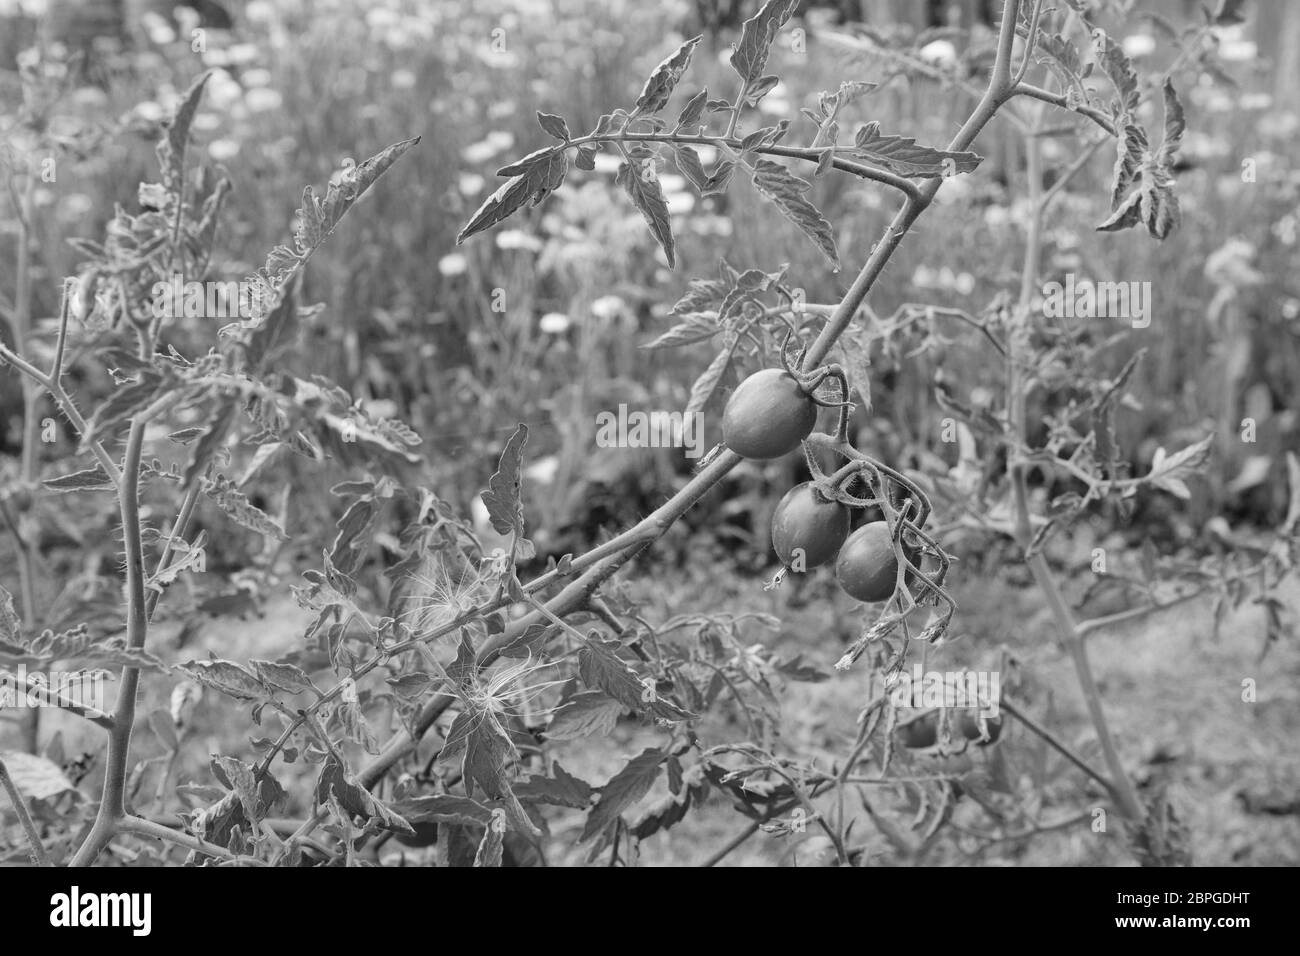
[0,0,1294,872]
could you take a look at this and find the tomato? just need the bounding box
[958,711,1002,744]
[721,368,817,460]
[896,712,938,748]
[834,521,915,603]
[770,482,850,571]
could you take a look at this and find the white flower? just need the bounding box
[1121,34,1155,58]
[208,139,241,162]
[458,172,485,197]
[438,252,468,277]
[391,69,417,90]
[133,100,166,123]
[590,295,626,320]
[539,312,570,334]
[244,87,282,113]
[920,40,958,67]
[496,229,542,252]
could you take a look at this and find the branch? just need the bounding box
[0,670,115,730]
[1012,82,1118,136]
[117,814,251,863]
[0,754,51,866]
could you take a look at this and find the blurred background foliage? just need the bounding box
[2,0,1297,567]
[2,0,1299,866]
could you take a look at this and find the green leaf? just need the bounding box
[1155,79,1185,170]
[617,148,676,267]
[457,148,566,244]
[480,424,528,537]
[1092,29,1139,117]
[730,0,798,86]
[179,657,267,701]
[851,121,982,177]
[157,72,211,193]
[394,793,493,827]
[42,464,114,493]
[671,278,729,315]
[1146,434,1212,499]
[514,763,594,808]
[578,638,694,722]
[474,814,505,866]
[536,111,570,141]
[672,144,710,194]
[641,312,718,350]
[314,753,413,834]
[674,88,709,130]
[684,340,735,420]
[750,159,839,268]
[579,748,665,843]
[544,691,624,740]
[202,474,288,540]
[250,659,318,696]
[1110,122,1148,209]
[635,35,702,115]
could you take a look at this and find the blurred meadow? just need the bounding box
[1,0,1298,866]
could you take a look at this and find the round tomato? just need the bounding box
[721,368,817,460]
[834,521,915,603]
[771,482,850,571]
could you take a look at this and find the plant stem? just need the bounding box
[0,754,51,865]
[69,354,153,865]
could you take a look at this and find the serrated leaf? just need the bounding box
[1147,434,1212,499]
[203,475,288,540]
[578,638,694,722]
[481,424,528,537]
[574,145,597,170]
[314,753,413,834]
[157,72,211,192]
[674,88,708,130]
[635,35,702,115]
[1155,79,1185,170]
[394,793,493,827]
[641,312,718,350]
[671,278,729,315]
[250,659,317,696]
[1110,122,1148,209]
[42,464,114,493]
[474,815,505,866]
[750,159,839,268]
[672,144,709,194]
[179,657,267,701]
[730,0,798,85]
[617,150,676,267]
[0,751,75,802]
[457,149,567,244]
[514,763,594,808]
[851,121,982,177]
[1092,28,1139,116]
[579,748,665,843]
[684,341,735,419]
[545,691,624,740]
[536,111,570,141]
[1096,187,1144,233]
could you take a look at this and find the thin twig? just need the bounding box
[0,755,52,866]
